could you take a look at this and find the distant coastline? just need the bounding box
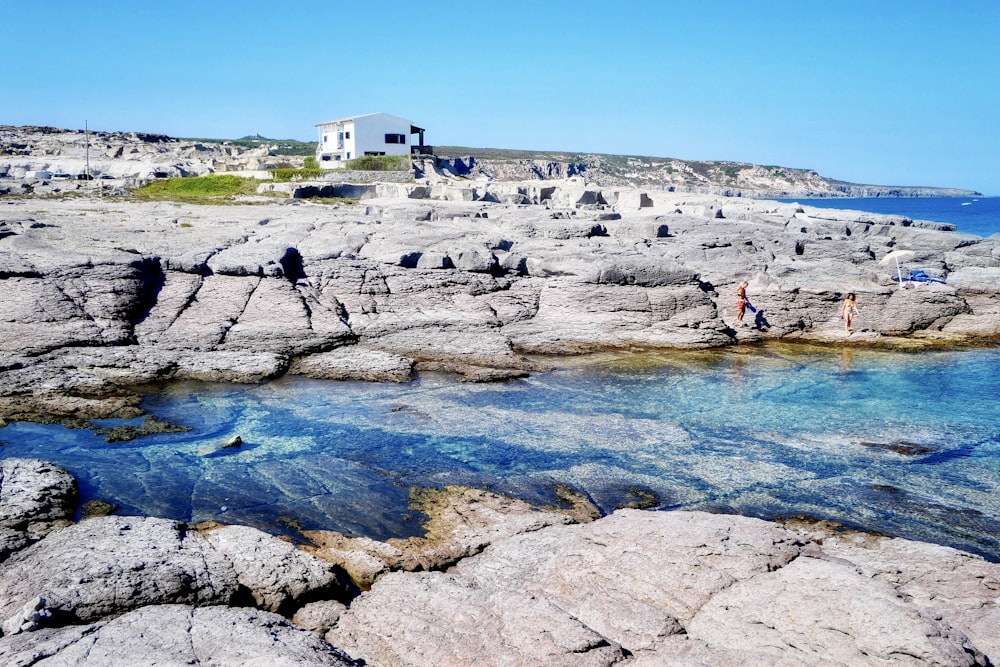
[777,196,1000,237]
[0,126,982,201]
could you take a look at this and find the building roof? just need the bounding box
[315,112,413,127]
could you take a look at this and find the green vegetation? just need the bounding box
[343,154,412,171]
[132,174,261,203]
[303,156,318,169]
[182,137,318,156]
[270,168,325,182]
[295,196,360,206]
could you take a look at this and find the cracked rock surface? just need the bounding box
[1,191,998,422]
[0,459,998,665]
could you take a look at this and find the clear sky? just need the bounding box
[3,1,998,194]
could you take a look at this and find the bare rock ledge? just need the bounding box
[0,459,997,665]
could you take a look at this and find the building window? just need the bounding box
[385,133,406,144]
[345,131,351,139]
[334,155,341,161]
[347,152,351,159]
[322,155,331,161]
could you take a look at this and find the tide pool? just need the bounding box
[2,343,999,559]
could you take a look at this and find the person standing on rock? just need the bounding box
[840,292,860,335]
[735,281,749,324]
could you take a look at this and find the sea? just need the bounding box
[776,196,1000,237]
[2,344,999,560]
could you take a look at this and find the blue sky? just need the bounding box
[2,1,998,194]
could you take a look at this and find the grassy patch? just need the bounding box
[343,154,411,171]
[132,174,260,203]
[296,196,359,206]
[270,168,325,182]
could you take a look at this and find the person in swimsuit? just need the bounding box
[840,292,859,335]
[735,281,749,323]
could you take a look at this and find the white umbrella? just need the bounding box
[879,249,916,286]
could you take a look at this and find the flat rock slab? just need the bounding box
[328,509,999,667]
[290,346,414,382]
[0,604,360,666]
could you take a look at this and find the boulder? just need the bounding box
[199,524,347,614]
[0,516,238,635]
[0,459,77,538]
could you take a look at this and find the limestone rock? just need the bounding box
[686,555,986,666]
[813,529,1000,661]
[292,599,348,634]
[199,524,347,614]
[0,516,238,634]
[0,459,77,538]
[0,604,360,666]
[329,573,627,667]
[0,527,29,563]
[290,346,415,382]
[328,509,1000,666]
[306,486,576,589]
[1,180,998,422]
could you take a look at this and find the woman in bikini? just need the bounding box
[840,292,859,335]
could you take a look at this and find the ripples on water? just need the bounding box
[2,343,999,559]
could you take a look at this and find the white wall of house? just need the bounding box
[316,113,413,169]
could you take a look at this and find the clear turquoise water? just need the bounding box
[2,344,999,559]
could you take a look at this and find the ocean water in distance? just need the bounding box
[777,196,1000,237]
[2,344,1000,560]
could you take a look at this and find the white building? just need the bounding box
[315,112,427,168]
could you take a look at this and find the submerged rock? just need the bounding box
[305,485,580,589]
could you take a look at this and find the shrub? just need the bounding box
[343,154,411,171]
[270,168,325,182]
[303,156,318,169]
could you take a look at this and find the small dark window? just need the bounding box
[345,131,351,139]
[384,133,406,144]
[322,155,331,161]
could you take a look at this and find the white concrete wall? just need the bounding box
[317,113,413,169]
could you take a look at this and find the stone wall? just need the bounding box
[318,170,414,184]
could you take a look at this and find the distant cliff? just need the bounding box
[0,126,979,198]
[429,147,980,199]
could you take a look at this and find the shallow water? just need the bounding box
[2,343,999,559]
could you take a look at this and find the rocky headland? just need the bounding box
[2,125,1000,664]
[2,124,982,199]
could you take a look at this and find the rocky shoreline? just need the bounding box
[2,133,1000,663]
[1,458,998,665]
[0,178,998,423]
